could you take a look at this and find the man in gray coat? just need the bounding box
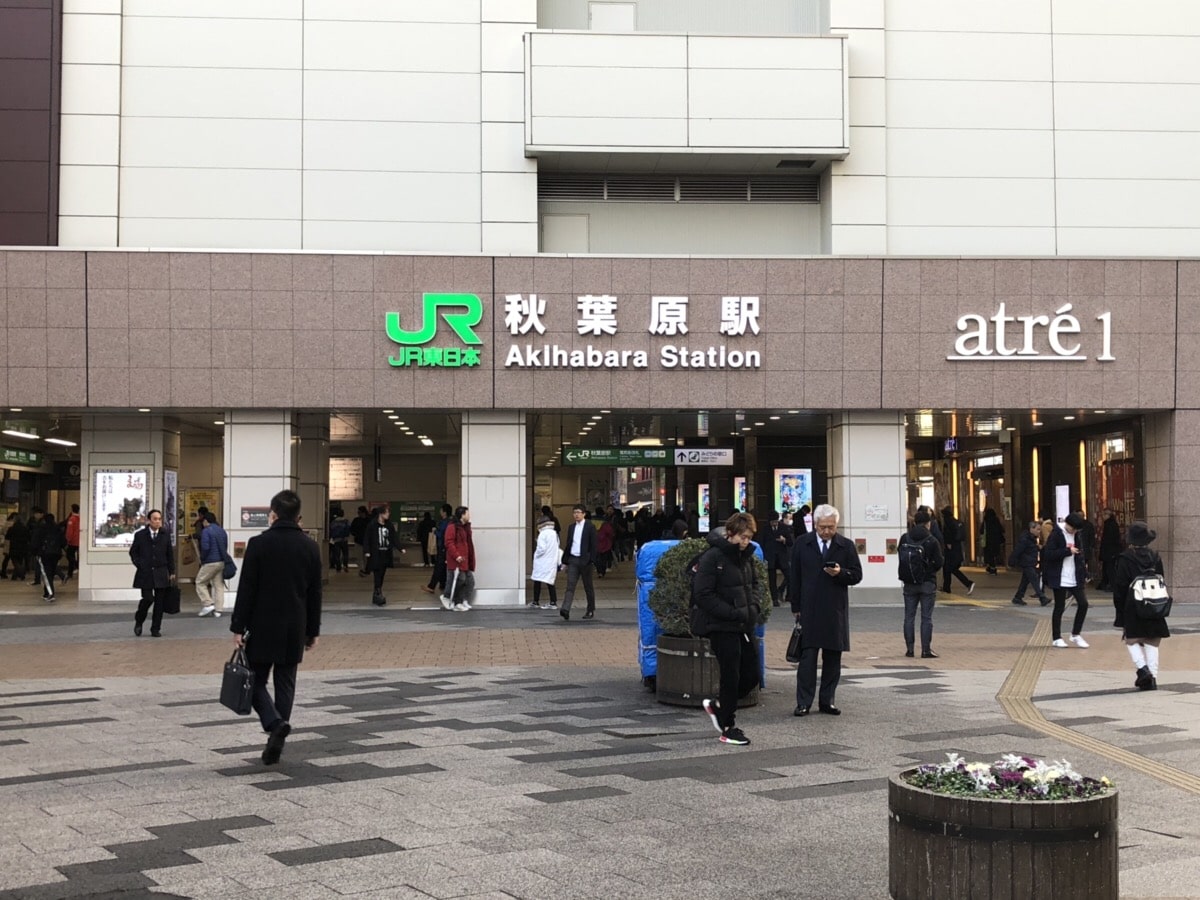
[789,504,863,717]
[230,490,322,765]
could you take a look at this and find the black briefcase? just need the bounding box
[163,586,181,615]
[785,623,803,664]
[220,647,254,715]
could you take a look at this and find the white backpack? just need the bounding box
[1130,566,1172,620]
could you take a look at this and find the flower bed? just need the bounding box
[903,752,1113,801]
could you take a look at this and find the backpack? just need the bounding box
[1130,563,1172,620]
[897,534,931,585]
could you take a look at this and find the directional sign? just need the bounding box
[562,448,670,466]
[673,448,734,467]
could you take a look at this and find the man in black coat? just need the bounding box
[754,510,793,607]
[363,506,400,606]
[129,509,176,637]
[1097,508,1122,591]
[789,504,863,717]
[559,503,597,621]
[230,490,322,766]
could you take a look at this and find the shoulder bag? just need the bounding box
[220,645,254,715]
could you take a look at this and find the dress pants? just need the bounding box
[427,556,446,591]
[1013,565,1047,602]
[709,631,760,731]
[134,587,166,633]
[250,661,296,733]
[902,580,936,653]
[796,646,842,710]
[562,559,595,613]
[1051,586,1089,640]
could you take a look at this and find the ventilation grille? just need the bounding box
[539,174,819,203]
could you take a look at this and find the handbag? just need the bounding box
[220,646,254,715]
[426,531,437,557]
[222,553,237,581]
[163,585,181,615]
[785,622,803,664]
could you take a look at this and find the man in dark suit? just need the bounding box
[559,503,597,621]
[230,490,323,765]
[129,509,175,637]
[754,510,794,607]
[789,503,863,717]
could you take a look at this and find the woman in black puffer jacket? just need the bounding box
[692,512,761,746]
[1112,521,1170,691]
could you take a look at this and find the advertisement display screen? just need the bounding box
[92,468,149,548]
[697,483,711,533]
[773,468,812,515]
[733,476,747,512]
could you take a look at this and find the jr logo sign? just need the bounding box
[386,293,484,368]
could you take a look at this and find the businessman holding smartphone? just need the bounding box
[789,504,863,717]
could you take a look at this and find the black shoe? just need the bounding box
[582,611,594,619]
[1148,677,1158,690]
[1011,598,1027,606]
[262,720,291,765]
[134,623,142,637]
[1135,666,1152,690]
[905,649,914,658]
[793,706,810,717]
[372,594,385,606]
[1039,598,1051,606]
[921,650,938,659]
[772,600,781,607]
[818,704,841,716]
[150,630,161,637]
[560,608,570,621]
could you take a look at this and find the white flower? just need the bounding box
[1051,759,1082,782]
[938,752,965,773]
[966,763,991,775]
[997,754,1028,771]
[969,770,998,791]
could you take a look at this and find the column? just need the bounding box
[827,411,906,596]
[222,411,298,600]
[461,410,527,605]
[297,412,330,569]
[826,0,887,255]
[78,414,179,602]
[1144,411,1193,598]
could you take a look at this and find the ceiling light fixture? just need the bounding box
[1033,421,1044,427]
[769,416,780,420]
[9,408,21,412]
[213,420,225,426]
[382,409,394,414]
[420,438,433,447]
[2,428,39,440]
[754,421,765,426]
[628,437,663,447]
[138,408,151,413]
[45,437,78,447]
[1064,415,1076,421]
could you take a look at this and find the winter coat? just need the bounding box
[982,512,1005,551]
[5,520,28,556]
[789,530,863,651]
[754,520,794,567]
[1040,527,1087,589]
[1099,517,1122,560]
[942,514,967,569]
[363,517,397,572]
[230,520,322,667]
[530,524,560,585]
[898,524,943,583]
[64,513,80,548]
[445,520,476,572]
[691,532,760,637]
[199,522,228,565]
[129,527,175,590]
[1010,529,1040,569]
[597,521,615,555]
[1111,546,1170,639]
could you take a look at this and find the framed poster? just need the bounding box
[773,468,812,515]
[329,457,363,501]
[91,468,149,548]
[163,469,178,544]
[733,476,747,512]
[697,483,710,533]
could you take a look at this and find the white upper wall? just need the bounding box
[873,0,1200,256]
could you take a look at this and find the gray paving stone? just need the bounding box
[269,837,404,867]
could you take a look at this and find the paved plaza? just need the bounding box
[1,566,1199,899]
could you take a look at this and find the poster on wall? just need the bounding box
[1055,484,1070,526]
[697,483,711,533]
[183,489,221,527]
[92,468,149,548]
[773,468,812,515]
[733,476,747,512]
[163,470,177,545]
[329,457,364,501]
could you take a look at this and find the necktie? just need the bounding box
[820,540,827,558]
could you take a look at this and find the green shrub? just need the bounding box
[647,538,771,638]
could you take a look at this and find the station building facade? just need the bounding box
[0,1,1198,603]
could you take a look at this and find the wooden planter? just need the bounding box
[888,772,1118,900]
[655,634,760,708]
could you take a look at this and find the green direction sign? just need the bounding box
[1,446,41,467]
[562,447,670,466]
[386,293,483,369]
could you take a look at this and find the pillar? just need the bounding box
[461,410,527,605]
[222,411,298,602]
[78,415,179,602]
[297,413,330,569]
[827,411,906,596]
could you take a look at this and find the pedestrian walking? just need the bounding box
[1009,520,1050,606]
[195,511,227,617]
[443,506,476,611]
[328,507,350,573]
[363,506,400,606]
[130,510,175,637]
[898,508,943,658]
[1112,521,1170,691]
[981,507,1005,574]
[349,505,370,576]
[559,503,597,621]
[1043,512,1091,649]
[64,504,80,581]
[695,513,763,747]
[595,508,615,577]
[229,490,322,765]
[37,513,63,601]
[1097,508,1122,591]
[416,511,435,567]
[529,515,560,609]
[939,506,975,595]
[789,504,863,717]
[3,513,28,580]
[422,504,453,603]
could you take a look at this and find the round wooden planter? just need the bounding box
[655,634,760,708]
[888,771,1118,900]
